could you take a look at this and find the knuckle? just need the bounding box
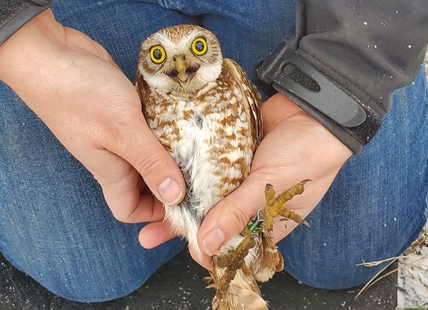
[134,151,169,178]
[227,203,251,234]
[111,202,142,223]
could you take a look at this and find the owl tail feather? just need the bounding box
[206,269,268,310]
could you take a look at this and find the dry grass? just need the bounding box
[354,224,428,301]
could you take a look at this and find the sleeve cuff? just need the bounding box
[255,41,382,154]
[0,0,57,46]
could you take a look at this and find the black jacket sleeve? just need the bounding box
[0,0,56,45]
[256,0,428,154]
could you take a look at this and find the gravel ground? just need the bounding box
[397,223,428,309]
[396,52,428,310]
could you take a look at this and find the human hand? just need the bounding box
[194,93,352,269]
[0,10,186,227]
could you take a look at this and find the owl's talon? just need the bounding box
[301,219,311,227]
[260,180,311,232]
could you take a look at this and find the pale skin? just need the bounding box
[0,10,186,223]
[0,10,352,271]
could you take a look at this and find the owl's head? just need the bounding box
[137,25,223,95]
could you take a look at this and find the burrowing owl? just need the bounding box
[135,24,309,310]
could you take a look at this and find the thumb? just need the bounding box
[115,114,186,206]
[197,172,267,256]
[92,94,187,223]
[198,166,315,256]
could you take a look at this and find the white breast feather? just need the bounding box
[162,97,250,258]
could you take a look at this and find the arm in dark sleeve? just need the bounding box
[256,0,428,154]
[0,0,56,45]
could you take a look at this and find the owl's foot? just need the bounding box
[261,180,311,232]
[207,181,311,309]
[208,230,268,309]
[211,179,311,292]
[212,230,256,295]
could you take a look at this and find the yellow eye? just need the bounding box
[149,45,166,64]
[191,37,208,56]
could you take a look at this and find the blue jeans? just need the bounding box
[0,0,427,302]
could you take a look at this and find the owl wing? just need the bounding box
[223,58,263,147]
[135,71,150,113]
[135,68,175,153]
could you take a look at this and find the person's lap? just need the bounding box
[0,0,426,302]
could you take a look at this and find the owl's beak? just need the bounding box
[175,57,188,83]
[168,55,200,89]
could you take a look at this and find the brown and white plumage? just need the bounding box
[135,24,281,310]
[208,229,284,309]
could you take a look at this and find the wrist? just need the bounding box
[260,93,304,134]
[261,93,353,160]
[0,9,64,82]
[256,43,382,154]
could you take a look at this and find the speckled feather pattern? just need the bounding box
[135,25,272,309]
[137,58,261,257]
[137,27,261,252]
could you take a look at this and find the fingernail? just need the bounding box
[157,178,182,205]
[202,228,225,256]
